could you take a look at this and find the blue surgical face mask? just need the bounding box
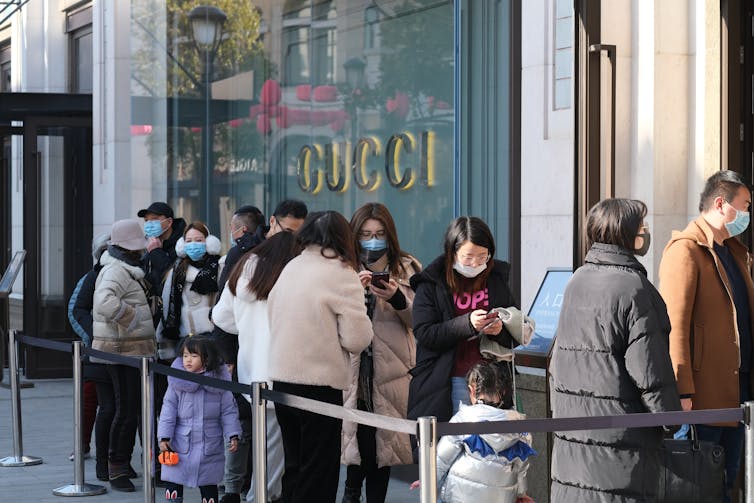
[184,242,207,261]
[144,220,165,238]
[725,204,751,237]
[361,238,387,252]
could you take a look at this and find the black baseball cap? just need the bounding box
[137,202,174,218]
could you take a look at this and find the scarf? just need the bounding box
[107,245,142,268]
[163,255,219,339]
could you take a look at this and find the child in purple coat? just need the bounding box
[158,336,241,503]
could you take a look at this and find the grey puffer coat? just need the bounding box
[437,403,533,503]
[549,243,680,502]
[92,251,156,361]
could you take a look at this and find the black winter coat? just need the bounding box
[549,243,680,502]
[217,230,264,291]
[143,217,186,295]
[407,256,516,423]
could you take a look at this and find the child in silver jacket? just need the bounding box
[436,361,535,503]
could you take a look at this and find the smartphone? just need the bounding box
[371,271,390,288]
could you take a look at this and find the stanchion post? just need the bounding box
[418,416,437,503]
[745,401,754,502]
[52,341,106,495]
[252,381,268,503]
[0,329,42,467]
[141,357,154,503]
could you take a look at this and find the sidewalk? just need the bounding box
[0,372,419,502]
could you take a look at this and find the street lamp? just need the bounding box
[343,57,366,212]
[188,5,226,228]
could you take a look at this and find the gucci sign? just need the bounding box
[297,131,435,194]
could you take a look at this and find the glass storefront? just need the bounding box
[130,0,511,266]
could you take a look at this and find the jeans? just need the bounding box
[693,372,751,503]
[344,422,391,503]
[450,377,470,414]
[224,414,251,495]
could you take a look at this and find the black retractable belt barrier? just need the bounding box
[8,333,754,503]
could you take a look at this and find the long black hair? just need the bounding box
[296,210,358,270]
[226,232,302,300]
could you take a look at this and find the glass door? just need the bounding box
[23,118,92,379]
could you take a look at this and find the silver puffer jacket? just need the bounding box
[437,403,533,503]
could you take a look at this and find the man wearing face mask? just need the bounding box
[138,202,187,305]
[217,205,265,291]
[659,170,754,502]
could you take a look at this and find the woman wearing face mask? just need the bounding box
[340,203,422,503]
[407,216,517,426]
[157,221,222,361]
[549,199,680,502]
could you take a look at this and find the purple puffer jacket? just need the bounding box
[157,358,241,488]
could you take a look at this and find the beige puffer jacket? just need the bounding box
[92,251,156,361]
[341,255,421,468]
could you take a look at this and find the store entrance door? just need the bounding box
[22,117,92,378]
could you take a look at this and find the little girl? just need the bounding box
[424,361,535,503]
[157,336,241,503]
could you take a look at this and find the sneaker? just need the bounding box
[110,475,135,492]
[68,449,91,461]
[341,486,362,503]
[127,465,138,478]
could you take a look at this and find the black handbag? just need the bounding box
[658,425,725,502]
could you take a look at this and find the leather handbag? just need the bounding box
[658,425,725,502]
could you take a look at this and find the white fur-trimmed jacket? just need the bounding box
[156,235,221,360]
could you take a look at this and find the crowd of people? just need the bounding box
[65,168,754,503]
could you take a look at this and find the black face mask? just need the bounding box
[360,248,387,266]
[635,231,651,256]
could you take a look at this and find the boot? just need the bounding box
[110,475,135,492]
[341,486,362,503]
[164,488,182,502]
[219,494,240,503]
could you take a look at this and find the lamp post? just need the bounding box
[189,5,226,227]
[343,57,366,212]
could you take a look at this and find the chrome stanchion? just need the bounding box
[141,357,154,503]
[418,416,437,503]
[53,341,106,496]
[252,382,268,503]
[0,329,42,467]
[745,401,754,502]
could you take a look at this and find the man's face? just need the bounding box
[143,213,172,238]
[229,215,247,241]
[268,215,305,237]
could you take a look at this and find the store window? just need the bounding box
[130,0,514,266]
[0,44,10,92]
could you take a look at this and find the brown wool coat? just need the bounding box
[341,256,421,468]
[659,216,754,423]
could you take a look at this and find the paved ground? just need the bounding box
[0,372,419,502]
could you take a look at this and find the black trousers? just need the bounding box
[273,381,343,503]
[106,364,140,478]
[94,380,116,473]
[344,422,391,503]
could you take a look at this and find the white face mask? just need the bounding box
[453,262,487,278]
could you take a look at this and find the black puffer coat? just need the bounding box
[549,243,680,502]
[407,256,516,423]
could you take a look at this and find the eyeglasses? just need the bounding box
[359,229,386,239]
[456,252,490,266]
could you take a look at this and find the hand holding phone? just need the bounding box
[370,271,390,289]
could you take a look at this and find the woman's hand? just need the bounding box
[470,310,503,335]
[228,436,239,453]
[370,278,398,300]
[357,270,373,289]
[159,440,171,452]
